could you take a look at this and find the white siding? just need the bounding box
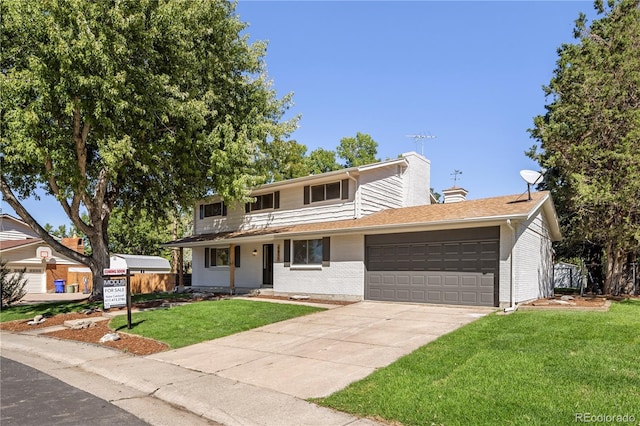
[273,234,364,299]
[359,167,404,216]
[195,183,358,234]
[513,213,554,303]
[498,213,555,307]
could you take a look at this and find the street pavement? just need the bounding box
[1,356,149,426]
[1,300,494,425]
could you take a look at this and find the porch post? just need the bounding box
[178,247,184,290]
[229,243,235,295]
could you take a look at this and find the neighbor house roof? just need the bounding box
[110,254,171,270]
[166,191,561,247]
[0,238,43,251]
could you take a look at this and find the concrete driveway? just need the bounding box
[148,301,495,399]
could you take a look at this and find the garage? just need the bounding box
[15,267,45,293]
[365,227,499,307]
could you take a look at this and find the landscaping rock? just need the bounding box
[290,295,310,301]
[27,315,46,326]
[560,295,575,301]
[246,289,261,297]
[549,299,576,306]
[70,320,97,330]
[99,333,120,343]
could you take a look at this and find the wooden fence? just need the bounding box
[65,271,176,294]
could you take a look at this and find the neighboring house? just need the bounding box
[166,151,561,308]
[0,214,90,293]
[110,254,171,274]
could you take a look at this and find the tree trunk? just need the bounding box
[87,237,110,298]
[604,242,626,295]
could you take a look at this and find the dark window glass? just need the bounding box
[325,182,340,200]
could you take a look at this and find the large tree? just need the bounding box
[0,0,295,296]
[337,132,379,167]
[528,0,640,294]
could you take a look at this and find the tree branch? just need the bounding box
[0,174,91,267]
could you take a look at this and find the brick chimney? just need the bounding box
[61,237,84,254]
[442,187,468,203]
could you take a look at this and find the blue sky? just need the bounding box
[2,0,596,228]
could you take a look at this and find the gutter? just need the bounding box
[346,171,360,219]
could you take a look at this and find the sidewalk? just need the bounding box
[0,330,380,426]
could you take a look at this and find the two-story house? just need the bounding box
[167,152,561,308]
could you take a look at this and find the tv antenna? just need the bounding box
[451,169,462,186]
[519,169,544,201]
[405,133,437,156]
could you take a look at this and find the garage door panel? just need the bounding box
[365,227,499,307]
[366,271,495,306]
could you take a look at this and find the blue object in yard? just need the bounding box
[54,279,66,293]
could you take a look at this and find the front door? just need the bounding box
[262,244,274,287]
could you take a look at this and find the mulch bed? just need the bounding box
[523,295,609,309]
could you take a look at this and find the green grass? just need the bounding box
[315,299,640,426]
[109,299,324,349]
[0,292,195,323]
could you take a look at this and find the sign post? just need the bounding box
[103,268,132,329]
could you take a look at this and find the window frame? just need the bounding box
[245,191,280,213]
[199,201,227,219]
[304,179,349,205]
[292,238,324,266]
[205,247,230,268]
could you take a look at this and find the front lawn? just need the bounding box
[316,300,640,426]
[109,299,324,349]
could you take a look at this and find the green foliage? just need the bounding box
[317,301,640,425]
[336,132,380,167]
[0,0,296,290]
[109,299,323,349]
[528,0,640,292]
[0,260,27,308]
[259,139,310,182]
[305,148,341,174]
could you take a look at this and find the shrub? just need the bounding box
[1,260,27,309]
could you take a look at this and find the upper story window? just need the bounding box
[199,201,227,219]
[245,191,280,213]
[304,179,349,205]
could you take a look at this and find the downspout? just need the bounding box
[346,171,359,219]
[504,219,517,313]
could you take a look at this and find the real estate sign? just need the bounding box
[103,278,127,309]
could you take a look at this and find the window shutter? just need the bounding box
[322,237,331,267]
[341,179,349,200]
[234,245,241,267]
[222,202,227,216]
[199,205,204,220]
[245,202,251,213]
[303,186,310,205]
[274,191,280,209]
[204,248,210,268]
[284,239,291,267]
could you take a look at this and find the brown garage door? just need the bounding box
[365,227,499,307]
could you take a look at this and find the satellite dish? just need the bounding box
[519,170,544,200]
[520,170,543,185]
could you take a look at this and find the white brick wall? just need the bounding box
[273,234,365,298]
